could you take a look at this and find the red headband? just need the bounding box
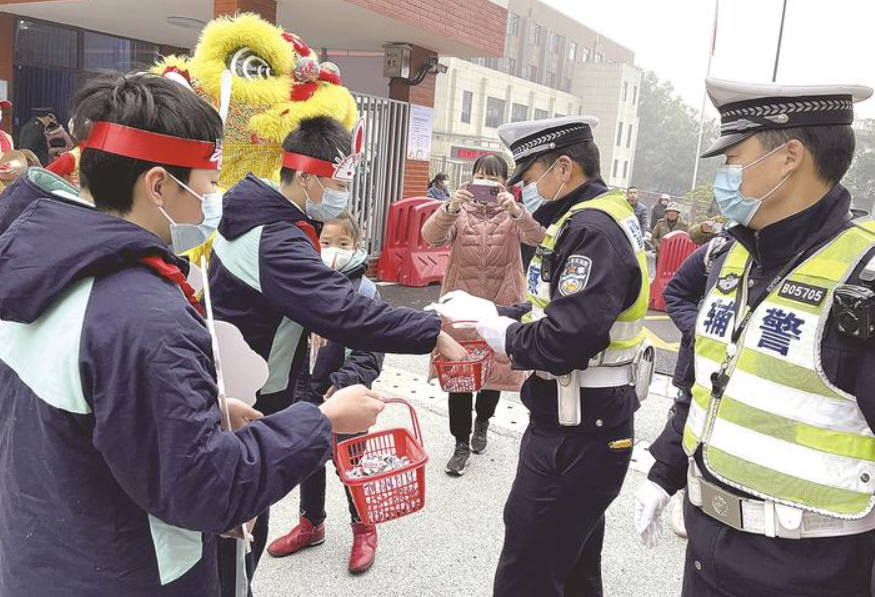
[282,152,336,178]
[84,121,221,170]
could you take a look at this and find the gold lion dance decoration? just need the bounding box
[154,12,359,189]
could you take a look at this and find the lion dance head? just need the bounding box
[154,13,358,189]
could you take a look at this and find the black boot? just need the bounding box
[445,441,471,476]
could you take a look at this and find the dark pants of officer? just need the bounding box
[681,493,875,597]
[217,508,270,597]
[493,417,634,597]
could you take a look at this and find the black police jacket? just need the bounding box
[499,178,643,432]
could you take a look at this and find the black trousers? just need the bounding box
[493,418,634,597]
[216,508,270,597]
[449,390,500,443]
[299,446,361,525]
[681,492,875,597]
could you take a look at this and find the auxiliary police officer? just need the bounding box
[432,115,653,597]
[636,78,875,597]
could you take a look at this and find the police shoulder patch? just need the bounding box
[558,255,592,297]
[716,273,740,294]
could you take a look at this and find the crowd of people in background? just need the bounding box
[430,171,731,264]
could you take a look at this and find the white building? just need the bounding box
[430,0,641,189]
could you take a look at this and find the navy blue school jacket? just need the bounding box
[0,192,332,597]
[208,175,441,415]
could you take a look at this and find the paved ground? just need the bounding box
[253,272,688,597]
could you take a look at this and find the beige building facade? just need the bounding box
[431,0,641,189]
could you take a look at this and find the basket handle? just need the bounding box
[330,396,424,460]
[441,320,478,332]
[381,397,423,447]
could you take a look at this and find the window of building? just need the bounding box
[12,18,163,133]
[529,24,541,45]
[581,47,591,62]
[485,97,506,128]
[623,82,629,102]
[554,113,565,118]
[15,20,78,69]
[507,57,517,75]
[626,124,634,148]
[568,41,578,62]
[461,90,473,124]
[511,103,528,122]
[616,121,624,146]
[612,159,619,179]
[563,77,572,92]
[595,52,604,63]
[529,65,539,83]
[535,108,549,120]
[623,161,629,179]
[549,32,559,53]
[547,71,556,88]
[508,13,520,37]
[633,85,638,104]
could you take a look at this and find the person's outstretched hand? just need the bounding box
[318,385,386,434]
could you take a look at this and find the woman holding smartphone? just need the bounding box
[422,154,546,475]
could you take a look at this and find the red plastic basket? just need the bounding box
[433,322,495,393]
[334,398,428,525]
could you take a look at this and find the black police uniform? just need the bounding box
[649,185,875,597]
[493,177,643,597]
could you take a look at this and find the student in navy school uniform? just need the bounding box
[0,72,386,597]
[275,210,387,574]
[209,115,467,589]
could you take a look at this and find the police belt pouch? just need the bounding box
[631,338,655,403]
[557,370,582,427]
[544,341,654,426]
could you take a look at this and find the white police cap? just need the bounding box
[702,78,873,158]
[498,115,599,185]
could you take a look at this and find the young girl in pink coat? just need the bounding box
[422,154,546,475]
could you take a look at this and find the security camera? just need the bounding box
[428,57,448,74]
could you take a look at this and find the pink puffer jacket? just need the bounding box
[422,201,546,391]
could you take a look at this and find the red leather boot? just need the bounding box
[266,517,325,558]
[347,522,377,574]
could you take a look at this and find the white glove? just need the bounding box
[425,290,499,324]
[475,316,516,356]
[633,480,671,549]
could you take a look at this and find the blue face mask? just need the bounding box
[305,177,351,222]
[713,143,790,227]
[521,160,564,213]
[160,174,222,255]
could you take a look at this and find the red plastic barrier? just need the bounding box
[397,200,450,287]
[649,231,697,312]
[377,197,434,282]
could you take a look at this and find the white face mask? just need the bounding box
[158,174,223,255]
[321,247,355,270]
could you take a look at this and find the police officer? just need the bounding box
[432,115,652,597]
[635,78,875,597]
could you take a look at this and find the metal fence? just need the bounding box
[429,156,470,191]
[349,93,409,255]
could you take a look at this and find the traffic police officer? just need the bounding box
[635,79,875,597]
[433,115,653,597]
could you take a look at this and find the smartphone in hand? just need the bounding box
[468,180,502,203]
